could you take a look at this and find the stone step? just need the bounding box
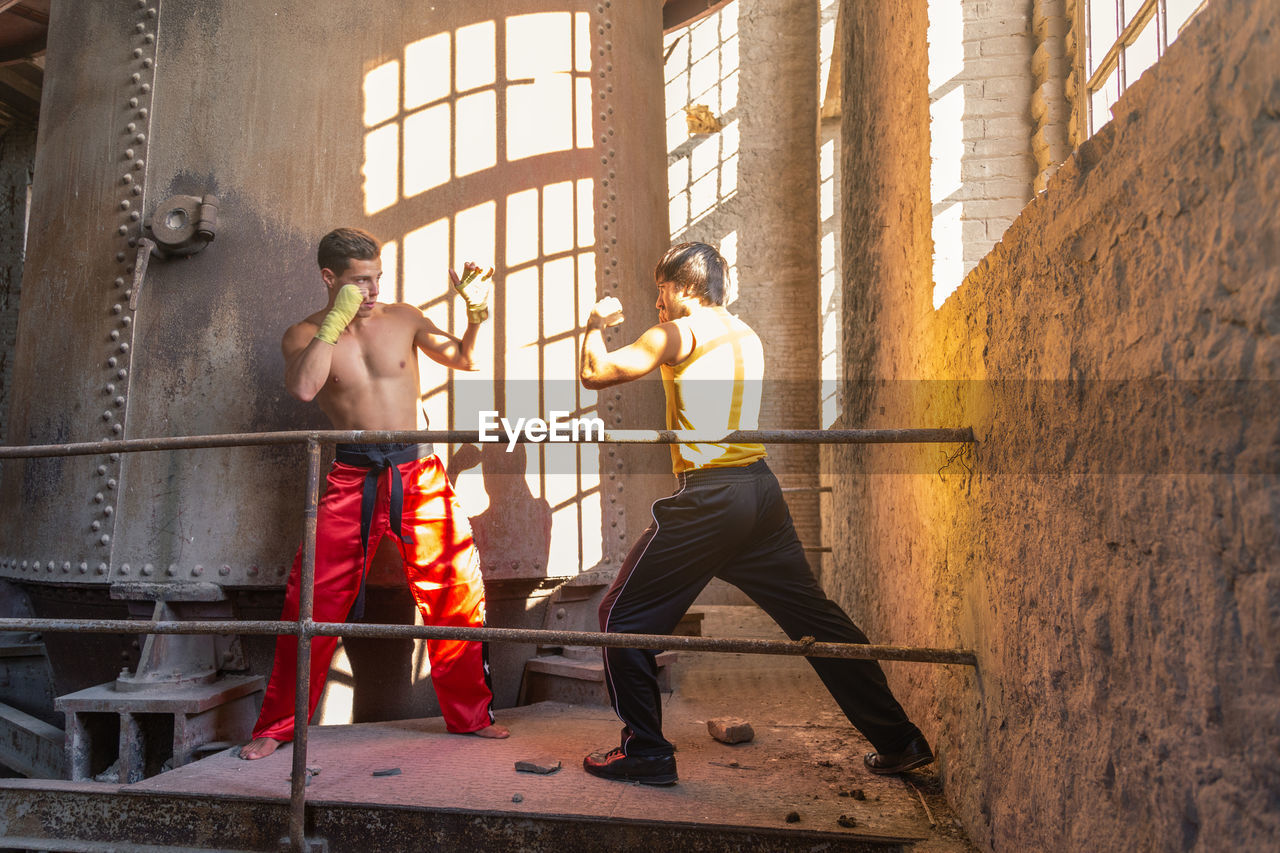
[519,651,678,705]
[0,781,915,852]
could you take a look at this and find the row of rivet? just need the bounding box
[92,1,158,554]
[0,559,285,578]
[594,1,626,558]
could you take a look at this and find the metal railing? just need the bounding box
[0,426,976,852]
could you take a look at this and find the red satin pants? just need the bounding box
[252,452,494,741]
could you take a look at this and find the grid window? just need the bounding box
[1084,0,1206,136]
[358,15,602,577]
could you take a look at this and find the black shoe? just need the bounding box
[583,746,678,785]
[864,736,934,775]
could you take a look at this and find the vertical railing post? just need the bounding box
[287,436,321,853]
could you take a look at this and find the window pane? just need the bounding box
[1089,0,1118,74]
[1121,0,1144,27]
[1125,19,1160,86]
[1090,68,1120,133]
[1167,0,1202,44]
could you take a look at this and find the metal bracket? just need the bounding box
[108,583,245,691]
[144,193,219,258]
[129,237,154,311]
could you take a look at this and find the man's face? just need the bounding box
[325,257,382,317]
[655,279,689,323]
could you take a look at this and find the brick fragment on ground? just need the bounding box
[514,758,563,775]
[707,717,755,744]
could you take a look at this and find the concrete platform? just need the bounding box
[0,607,975,852]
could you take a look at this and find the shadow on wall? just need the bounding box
[358,8,604,582]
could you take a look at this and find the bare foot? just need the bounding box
[468,723,509,739]
[238,737,284,760]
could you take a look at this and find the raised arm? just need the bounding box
[579,297,686,389]
[413,308,482,371]
[283,320,335,401]
[283,283,364,401]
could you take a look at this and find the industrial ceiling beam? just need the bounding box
[0,3,49,26]
[0,35,46,67]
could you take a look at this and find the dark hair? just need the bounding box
[317,227,380,274]
[654,242,728,306]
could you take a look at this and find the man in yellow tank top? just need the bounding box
[578,242,933,785]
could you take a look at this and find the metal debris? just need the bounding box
[514,759,562,775]
[293,766,320,787]
[907,779,937,827]
[371,767,401,777]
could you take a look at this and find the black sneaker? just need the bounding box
[583,746,678,785]
[863,736,934,775]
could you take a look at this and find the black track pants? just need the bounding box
[598,460,922,757]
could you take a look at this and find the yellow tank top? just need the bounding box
[661,308,767,474]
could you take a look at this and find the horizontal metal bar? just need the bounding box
[780,486,832,493]
[0,618,976,666]
[802,546,833,553]
[0,427,975,459]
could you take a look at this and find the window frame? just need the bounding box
[1081,0,1201,137]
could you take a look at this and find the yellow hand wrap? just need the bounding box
[315,284,364,344]
[453,266,493,325]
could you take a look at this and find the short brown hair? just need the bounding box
[317,227,380,274]
[654,242,728,306]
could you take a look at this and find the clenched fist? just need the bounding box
[588,297,625,330]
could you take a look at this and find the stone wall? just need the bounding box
[830,0,1279,849]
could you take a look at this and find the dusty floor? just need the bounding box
[121,605,976,850]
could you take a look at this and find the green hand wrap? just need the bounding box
[315,284,364,344]
[453,266,493,325]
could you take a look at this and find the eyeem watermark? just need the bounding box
[479,411,605,451]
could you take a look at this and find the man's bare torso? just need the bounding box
[292,303,423,431]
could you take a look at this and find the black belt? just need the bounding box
[334,442,433,620]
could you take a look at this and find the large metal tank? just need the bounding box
[0,0,670,771]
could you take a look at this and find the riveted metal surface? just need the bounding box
[106,0,672,590]
[0,1,156,580]
[1,0,672,591]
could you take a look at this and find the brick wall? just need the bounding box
[929,0,1037,303]
[831,0,1279,849]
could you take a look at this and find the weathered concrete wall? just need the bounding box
[0,124,34,450]
[830,0,1279,850]
[664,0,823,555]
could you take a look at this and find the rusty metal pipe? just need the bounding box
[0,427,975,459]
[0,618,976,666]
[288,438,321,853]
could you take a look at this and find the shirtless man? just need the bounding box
[578,242,931,784]
[240,227,507,760]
